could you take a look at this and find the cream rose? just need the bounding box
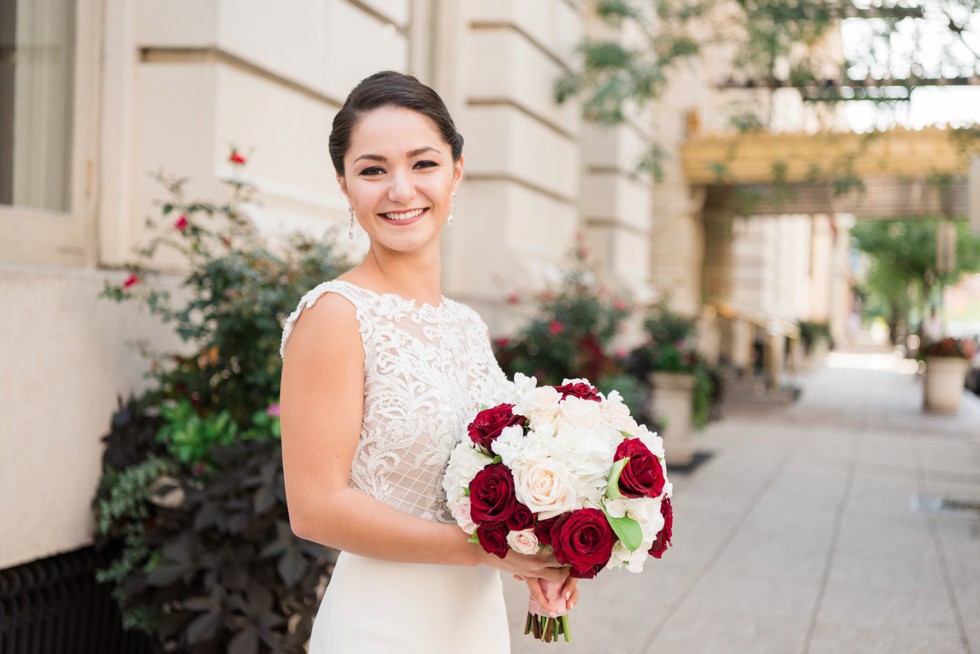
[449,496,477,534]
[513,458,577,519]
[506,529,540,555]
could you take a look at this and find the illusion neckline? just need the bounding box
[331,279,449,311]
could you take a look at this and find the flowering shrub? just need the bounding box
[94,151,348,652]
[493,242,645,415]
[919,336,978,360]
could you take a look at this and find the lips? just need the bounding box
[381,208,426,222]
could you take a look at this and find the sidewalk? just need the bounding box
[504,352,980,653]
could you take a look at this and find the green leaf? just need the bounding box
[605,458,628,500]
[467,532,480,544]
[277,547,306,588]
[600,501,642,552]
[186,609,221,645]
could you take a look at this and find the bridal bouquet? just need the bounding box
[443,374,673,642]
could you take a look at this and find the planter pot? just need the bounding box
[923,357,970,414]
[650,372,696,466]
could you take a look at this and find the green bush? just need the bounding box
[624,302,720,430]
[94,152,348,652]
[797,319,833,353]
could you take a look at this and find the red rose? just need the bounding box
[469,464,517,524]
[123,274,141,289]
[476,522,510,559]
[550,508,615,579]
[649,497,673,559]
[554,381,601,402]
[468,404,525,452]
[548,321,564,335]
[229,149,247,165]
[174,214,188,231]
[614,438,666,498]
[506,502,534,531]
[534,516,561,547]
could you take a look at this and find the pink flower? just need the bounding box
[548,321,564,335]
[229,149,247,165]
[613,298,629,312]
[174,214,188,231]
[265,403,280,417]
[507,293,521,305]
[123,274,140,289]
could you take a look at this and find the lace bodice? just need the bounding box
[280,280,509,523]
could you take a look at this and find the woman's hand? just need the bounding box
[478,548,572,612]
[521,576,579,616]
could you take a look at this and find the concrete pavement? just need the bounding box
[504,352,980,653]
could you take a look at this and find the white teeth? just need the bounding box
[383,208,424,221]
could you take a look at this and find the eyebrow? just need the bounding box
[353,146,440,164]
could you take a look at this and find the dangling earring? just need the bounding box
[448,193,456,226]
[348,204,355,240]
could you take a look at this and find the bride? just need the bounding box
[279,71,578,652]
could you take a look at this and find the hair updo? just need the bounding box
[328,71,464,176]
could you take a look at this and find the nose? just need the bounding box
[387,168,416,204]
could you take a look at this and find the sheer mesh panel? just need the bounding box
[282,280,508,523]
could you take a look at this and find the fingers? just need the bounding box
[524,578,553,615]
[561,577,579,610]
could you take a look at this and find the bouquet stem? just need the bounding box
[524,579,571,643]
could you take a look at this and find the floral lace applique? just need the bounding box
[281,280,508,522]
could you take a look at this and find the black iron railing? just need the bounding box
[0,546,153,654]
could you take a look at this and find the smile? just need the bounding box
[381,208,427,222]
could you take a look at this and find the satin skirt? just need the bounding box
[308,552,510,653]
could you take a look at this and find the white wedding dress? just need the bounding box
[280,280,512,653]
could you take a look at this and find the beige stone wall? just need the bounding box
[0,0,844,569]
[0,266,181,569]
[0,0,414,570]
[444,0,585,330]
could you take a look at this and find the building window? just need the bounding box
[0,0,75,213]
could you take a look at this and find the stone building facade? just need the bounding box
[0,0,842,571]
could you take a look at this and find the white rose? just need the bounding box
[558,396,603,431]
[449,496,477,534]
[506,529,540,555]
[513,458,578,519]
[515,385,562,425]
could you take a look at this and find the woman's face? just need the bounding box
[339,106,462,254]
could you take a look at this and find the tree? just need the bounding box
[851,219,980,341]
[557,1,980,176]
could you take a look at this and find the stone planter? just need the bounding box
[923,356,970,414]
[650,372,696,466]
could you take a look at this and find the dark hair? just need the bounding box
[328,71,464,176]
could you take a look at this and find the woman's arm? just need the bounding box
[279,294,567,593]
